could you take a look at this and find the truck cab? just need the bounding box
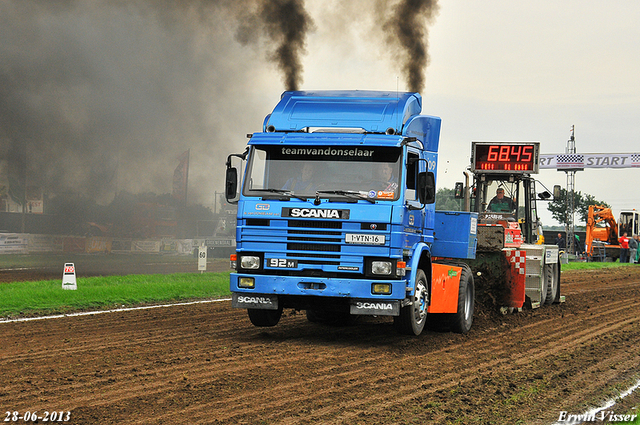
[225,91,478,335]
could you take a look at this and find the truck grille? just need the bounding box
[287,242,340,252]
[287,220,342,260]
[242,218,388,268]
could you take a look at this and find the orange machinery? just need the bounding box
[585,205,619,260]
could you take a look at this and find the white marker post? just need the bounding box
[198,245,207,273]
[62,263,77,290]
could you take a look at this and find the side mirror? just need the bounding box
[418,171,436,204]
[538,191,551,200]
[454,182,464,199]
[225,167,239,202]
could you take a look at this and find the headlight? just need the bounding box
[371,261,392,275]
[240,255,261,269]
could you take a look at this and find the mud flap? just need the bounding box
[232,293,279,310]
[350,299,400,316]
[428,263,462,313]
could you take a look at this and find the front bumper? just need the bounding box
[230,272,407,300]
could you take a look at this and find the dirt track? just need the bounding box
[1,266,640,424]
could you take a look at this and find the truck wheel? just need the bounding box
[544,263,559,305]
[394,269,428,336]
[247,306,283,327]
[448,265,475,334]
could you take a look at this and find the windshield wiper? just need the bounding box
[252,188,308,202]
[316,190,375,203]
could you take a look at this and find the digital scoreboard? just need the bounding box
[471,141,540,174]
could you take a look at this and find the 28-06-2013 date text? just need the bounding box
[5,411,70,422]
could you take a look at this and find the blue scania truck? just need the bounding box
[224,90,481,336]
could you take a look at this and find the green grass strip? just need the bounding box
[561,262,638,271]
[0,272,231,317]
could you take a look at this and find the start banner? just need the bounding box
[540,153,640,170]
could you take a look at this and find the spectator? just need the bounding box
[574,234,585,256]
[629,234,638,264]
[619,232,630,263]
[554,233,566,249]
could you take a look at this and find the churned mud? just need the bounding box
[1,264,640,424]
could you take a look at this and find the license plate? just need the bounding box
[345,234,386,245]
[266,258,298,268]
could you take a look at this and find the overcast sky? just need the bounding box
[227,0,640,226]
[2,0,639,227]
[299,0,640,227]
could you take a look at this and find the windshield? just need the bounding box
[243,145,402,201]
[484,180,519,214]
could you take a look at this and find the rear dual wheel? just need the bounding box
[448,265,475,334]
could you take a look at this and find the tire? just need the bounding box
[544,262,561,305]
[448,265,475,334]
[394,269,428,336]
[539,264,549,306]
[247,306,283,327]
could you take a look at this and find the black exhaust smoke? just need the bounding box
[383,0,439,93]
[236,0,314,91]
[1,0,440,211]
[261,0,313,91]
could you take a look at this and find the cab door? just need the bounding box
[402,150,425,250]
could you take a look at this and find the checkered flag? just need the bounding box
[632,154,640,167]
[557,154,584,168]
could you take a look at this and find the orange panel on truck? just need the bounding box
[429,263,462,313]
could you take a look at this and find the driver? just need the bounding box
[282,162,316,192]
[374,163,398,192]
[487,187,516,213]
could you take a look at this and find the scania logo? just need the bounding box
[237,296,273,304]
[355,302,393,310]
[282,207,349,219]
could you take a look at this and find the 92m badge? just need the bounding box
[267,258,298,268]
